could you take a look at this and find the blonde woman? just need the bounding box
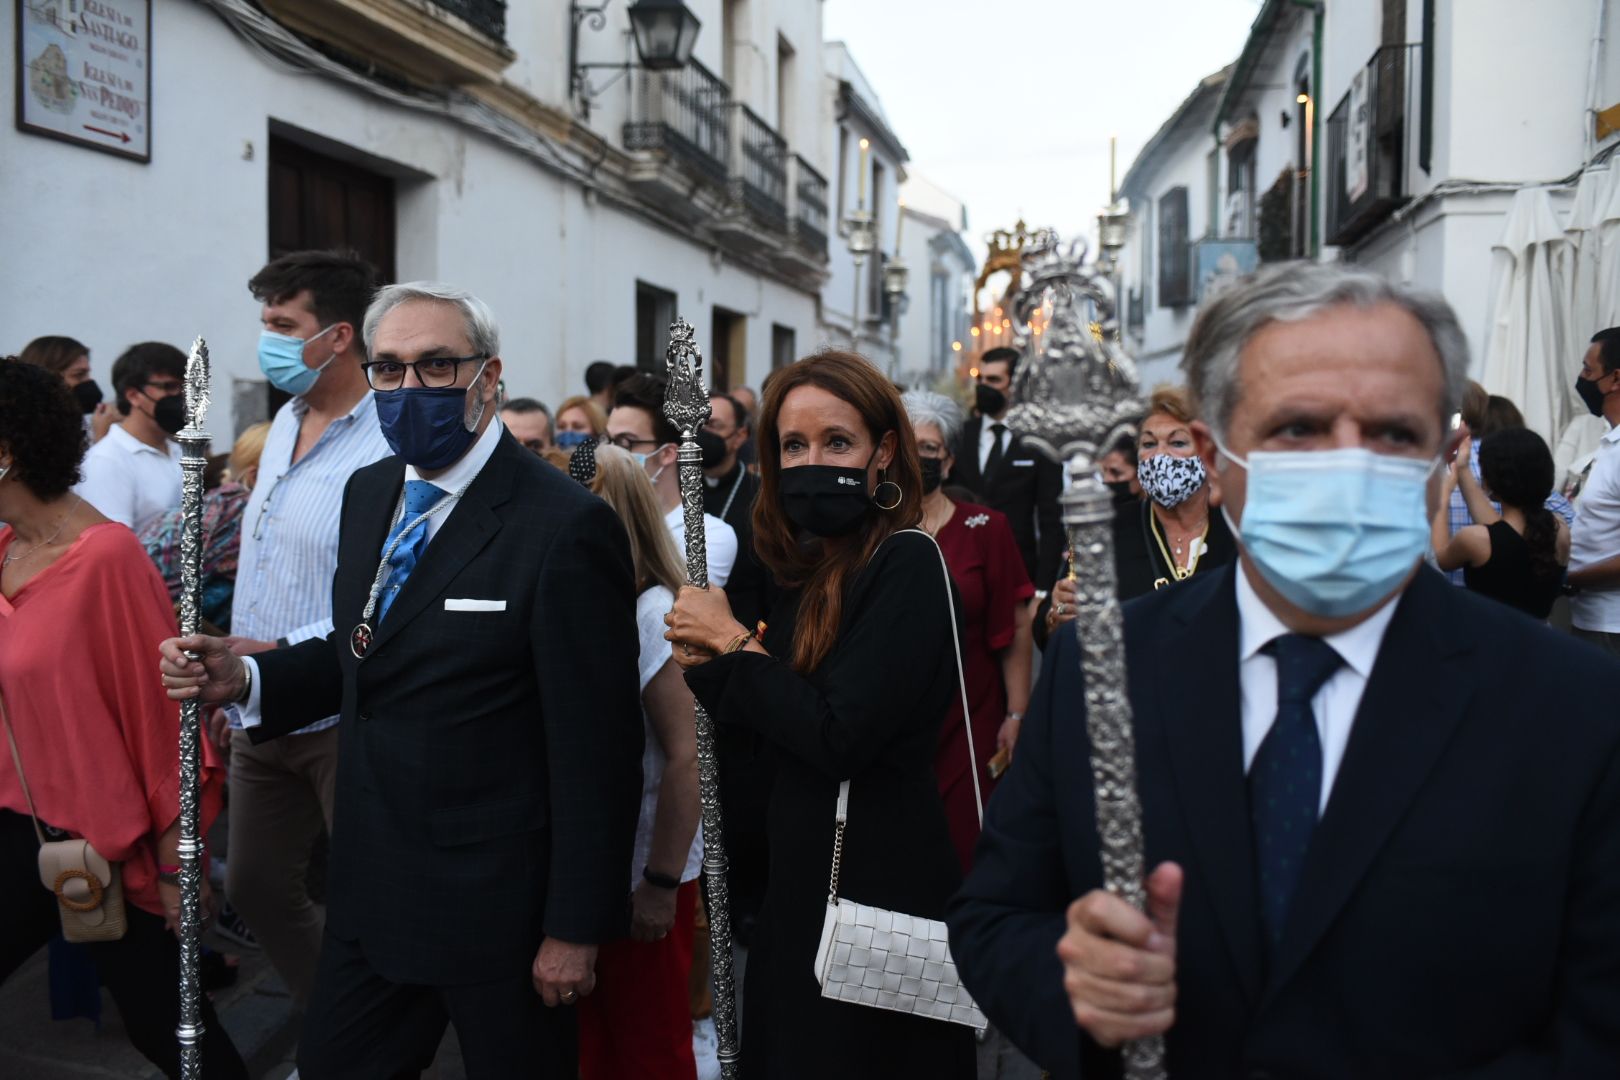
[555,394,608,450]
[578,444,704,1080]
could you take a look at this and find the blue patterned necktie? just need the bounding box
[1249,633,1342,952]
[377,480,447,621]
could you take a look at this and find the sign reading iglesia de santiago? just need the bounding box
[17,0,152,163]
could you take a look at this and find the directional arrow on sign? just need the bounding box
[83,125,131,144]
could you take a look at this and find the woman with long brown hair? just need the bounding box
[665,351,974,1078]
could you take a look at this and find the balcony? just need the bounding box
[792,155,829,259]
[730,105,789,230]
[1325,44,1418,248]
[624,60,732,212]
[259,0,513,86]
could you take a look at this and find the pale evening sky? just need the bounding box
[821,0,1264,252]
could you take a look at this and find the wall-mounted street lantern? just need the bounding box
[570,0,702,118]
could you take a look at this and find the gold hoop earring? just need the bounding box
[873,478,902,511]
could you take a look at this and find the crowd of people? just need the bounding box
[2,250,1619,1079]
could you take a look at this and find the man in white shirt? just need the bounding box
[607,373,738,588]
[73,341,185,533]
[1568,327,1620,656]
[949,262,1620,1077]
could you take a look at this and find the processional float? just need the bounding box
[1004,232,1164,1080]
[175,337,212,1079]
[662,319,742,1079]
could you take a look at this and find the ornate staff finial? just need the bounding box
[663,318,712,438]
[182,336,211,435]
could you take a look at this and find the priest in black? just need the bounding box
[161,283,643,1079]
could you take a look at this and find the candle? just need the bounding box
[857,138,870,208]
[895,200,905,252]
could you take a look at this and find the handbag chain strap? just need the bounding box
[826,528,984,904]
[0,689,47,845]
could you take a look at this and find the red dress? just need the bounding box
[933,502,1034,872]
[0,522,225,917]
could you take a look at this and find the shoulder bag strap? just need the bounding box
[827,527,985,904]
[0,689,47,845]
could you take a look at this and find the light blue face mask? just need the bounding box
[1218,443,1438,618]
[258,323,338,397]
[633,444,672,485]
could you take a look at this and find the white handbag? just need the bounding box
[813,529,989,1031]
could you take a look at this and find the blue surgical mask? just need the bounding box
[556,430,593,450]
[1218,443,1437,618]
[375,360,490,471]
[258,324,338,396]
[634,444,672,485]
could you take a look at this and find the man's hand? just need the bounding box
[90,403,116,444]
[158,634,248,705]
[204,706,232,750]
[533,937,598,1007]
[222,636,277,656]
[1057,861,1183,1048]
[996,714,1021,755]
[630,880,678,943]
[158,876,216,939]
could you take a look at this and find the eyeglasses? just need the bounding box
[362,354,487,392]
[609,434,663,451]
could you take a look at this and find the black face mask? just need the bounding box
[975,383,1007,417]
[779,462,873,538]
[72,380,104,415]
[696,428,729,470]
[920,456,945,494]
[151,393,186,436]
[1577,374,1609,417]
[1106,479,1136,500]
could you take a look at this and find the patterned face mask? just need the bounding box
[1136,452,1207,508]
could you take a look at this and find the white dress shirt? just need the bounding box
[1571,424,1620,632]
[236,417,504,727]
[1235,567,1400,814]
[978,416,1009,473]
[665,505,737,588]
[73,423,182,534]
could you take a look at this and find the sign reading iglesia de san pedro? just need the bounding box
[16,0,152,163]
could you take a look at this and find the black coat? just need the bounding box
[686,530,974,1079]
[948,563,1620,1078]
[251,433,644,986]
[953,415,1065,590]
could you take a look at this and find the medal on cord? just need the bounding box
[349,479,472,658]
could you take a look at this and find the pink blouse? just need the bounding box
[0,522,225,917]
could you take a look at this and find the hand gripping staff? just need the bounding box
[175,337,211,1079]
[661,318,741,1078]
[1003,232,1166,1080]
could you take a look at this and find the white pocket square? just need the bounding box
[444,598,507,612]
[1011,459,1035,467]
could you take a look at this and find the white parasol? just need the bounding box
[1480,187,1574,444]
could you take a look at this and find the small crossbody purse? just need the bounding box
[1,690,127,943]
[813,528,988,1031]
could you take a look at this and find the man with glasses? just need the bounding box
[73,341,187,533]
[608,373,738,588]
[213,250,390,1012]
[161,281,643,1078]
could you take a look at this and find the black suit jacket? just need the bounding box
[949,564,1620,1078]
[954,414,1065,589]
[252,432,644,986]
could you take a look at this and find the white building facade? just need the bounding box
[5,0,952,438]
[896,175,975,381]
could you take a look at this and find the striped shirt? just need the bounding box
[232,392,392,734]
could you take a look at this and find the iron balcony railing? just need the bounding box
[792,155,829,257]
[1325,43,1418,247]
[730,104,788,229]
[428,0,505,42]
[624,59,732,185]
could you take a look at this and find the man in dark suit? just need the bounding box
[955,346,1064,588]
[161,283,643,1078]
[947,263,1620,1078]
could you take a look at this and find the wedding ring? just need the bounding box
[561,990,578,1004]
[1054,602,1066,617]
[682,643,692,657]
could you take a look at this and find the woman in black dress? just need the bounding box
[665,351,975,1079]
[1431,428,1569,618]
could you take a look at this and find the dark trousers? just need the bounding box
[298,928,578,1079]
[0,810,248,1079]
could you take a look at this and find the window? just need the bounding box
[635,281,677,369]
[776,36,796,143]
[1141,200,1154,312]
[1206,148,1220,240]
[721,0,741,88]
[869,159,886,317]
[772,323,796,371]
[1226,138,1257,238]
[836,127,849,220]
[1157,186,1191,308]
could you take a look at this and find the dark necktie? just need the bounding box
[378,480,447,621]
[984,422,1008,477]
[1249,633,1342,951]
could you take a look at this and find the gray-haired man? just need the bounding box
[948,262,1620,1077]
[161,283,644,1077]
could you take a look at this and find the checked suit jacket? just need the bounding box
[251,431,644,987]
[948,564,1620,1078]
